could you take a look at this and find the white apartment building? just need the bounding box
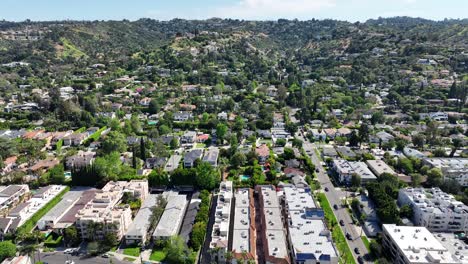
[283,186,338,264]
[382,224,462,264]
[398,188,468,232]
[152,194,187,240]
[332,159,377,184]
[422,158,468,186]
[256,185,290,264]
[76,180,148,240]
[125,194,159,245]
[419,112,448,121]
[210,181,233,264]
[231,188,256,261]
[0,185,30,211]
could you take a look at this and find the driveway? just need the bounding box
[39,251,132,264]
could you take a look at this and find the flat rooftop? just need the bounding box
[39,190,83,223]
[153,194,187,238]
[383,224,460,264]
[259,186,288,259]
[232,189,251,253]
[57,189,97,224]
[126,194,159,238]
[284,186,337,261]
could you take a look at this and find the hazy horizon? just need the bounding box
[1,0,467,23]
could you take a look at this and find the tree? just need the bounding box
[399,204,413,219]
[358,123,369,144]
[231,152,246,169]
[64,226,80,247]
[195,162,219,190]
[349,131,360,147]
[87,241,100,256]
[170,138,179,149]
[49,164,65,184]
[351,173,361,187]
[216,123,228,144]
[276,138,286,147]
[102,233,118,250]
[164,236,194,264]
[148,99,160,115]
[140,138,146,161]
[0,241,16,261]
[412,134,425,149]
[427,168,443,187]
[410,173,422,187]
[190,222,206,250]
[148,170,170,187]
[101,131,126,154]
[398,157,414,174]
[0,138,17,159]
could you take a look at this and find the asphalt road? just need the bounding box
[39,252,132,264]
[299,133,370,263]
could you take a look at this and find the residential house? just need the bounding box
[66,151,96,169]
[181,131,197,144]
[202,148,219,167]
[255,144,270,164]
[145,157,168,169]
[184,149,204,168]
[174,111,193,122]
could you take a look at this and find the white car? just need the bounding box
[64,249,73,254]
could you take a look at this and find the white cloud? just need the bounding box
[213,0,337,20]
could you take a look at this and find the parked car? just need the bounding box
[340,220,344,226]
[354,247,360,254]
[333,204,338,210]
[346,233,352,240]
[324,187,329,192]
[101,254,110,258]
[358,256,364,264]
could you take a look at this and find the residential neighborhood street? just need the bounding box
[299,133,370,263]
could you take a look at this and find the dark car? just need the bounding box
[340,220,344,226]
[324,187,329,192]
[333,204,338,210]
[346,233,352,240]
[315,168,319,173]
[357,256,364,264]
[355,247,360,255]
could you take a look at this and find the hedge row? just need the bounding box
[17,186,70,233]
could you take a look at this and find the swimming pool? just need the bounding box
[240,175,251,181]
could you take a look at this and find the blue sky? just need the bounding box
[1,0,467,22]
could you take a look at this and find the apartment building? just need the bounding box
[422,158,468,186]
[398,188,468,232]
[38,190,83,230]
[210,181,233,264]
[231,188,256,261]
[365,159,397,177]
[76,180,148,240]
[125,194,159,245]
[152,194,187,240]
[283,186,338,264]
[256,185,290,264]
[0,185,30,211]
[332,159,377,185]
[382,224,461,264]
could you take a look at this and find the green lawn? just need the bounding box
[195,143,206,148]
[150,250,166,262]
[361,236,371,251]
[123,257,136,262]
[123,247,140,257]
[318,193,356,264]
